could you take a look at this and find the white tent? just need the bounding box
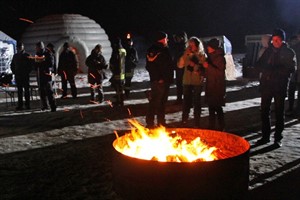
[201,35,237,80]
[0,31,16,74]
[21,14,112,73]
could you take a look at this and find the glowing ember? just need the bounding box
[113,119,218,162]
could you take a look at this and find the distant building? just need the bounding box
[21,14,112,73]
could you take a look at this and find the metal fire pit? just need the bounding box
[112,128,250,200]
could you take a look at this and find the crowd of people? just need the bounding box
[9,28,299,148]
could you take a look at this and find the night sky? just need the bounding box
[1,0,299,52]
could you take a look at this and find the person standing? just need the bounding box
[203,38,226,131]
[124,37,139,98]
[255,28,296,147]
[286,35,300,116]
[10,42,32,110]
[85,44,108,103]
[178,37,206,127]
[145,31,173,128]
[173,31,187,104]
[34,41,57,112]
[109,38,126,106]
[57,42,78,99]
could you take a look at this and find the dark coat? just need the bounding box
[146,43,173,84]
[256,43,296,96]
[58,49,78,76]
[10,50,32,83]
[205,48,226,106]
[85,50,108,84]
[34,49,55,83]
[125,46,138,72]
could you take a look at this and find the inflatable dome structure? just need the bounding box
[21,14,112,73]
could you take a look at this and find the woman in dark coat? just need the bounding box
[203,38,226,131]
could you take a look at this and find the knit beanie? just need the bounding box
[36,41,45,49]
[272,28,286,41]
[153,31,167,42]
[207,38,220,50]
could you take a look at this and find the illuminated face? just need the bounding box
[158,37,168,47]
[272,36,283,49]
[188,41,198,52]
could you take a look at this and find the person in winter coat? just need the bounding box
[33,41,56,112]
[286,35,300,116]
[145,31,173,128]
[173,31,188,104]
[255,28,296,147]
[178,36,206,127]
[109,38,126,106]
[10,42,32,110]
[57,42,78,99]
[85,44,108,103]
[203,38,226,131]
[124,37,139,98]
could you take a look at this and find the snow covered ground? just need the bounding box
[0,54,299,199]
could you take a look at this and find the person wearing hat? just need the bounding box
[177,36,207,128]
[109,38,127,106]
[173,31,188,104]
[255,28,297,147]
[34,41,57,112]
[57,42,79,99]
[85,44,108,103]
[203,38,226,131]
[10,42,32,110]
[124,37,139,98]
[145,31,173,128]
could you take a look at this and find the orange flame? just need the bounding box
[113,119,218,162]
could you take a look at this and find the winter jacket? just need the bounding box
[34,49,55,83]
[10,50,32,82]
[178,49,206,86]
[86,50,108,83]
[125,46,138,71]
[146,43,173,84]
[290,42,300,83]
[205,48,226,106]
[58,49,78,75]
[256,43,296,96]
[110,47,126,82]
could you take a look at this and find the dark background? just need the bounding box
[0,0,299,53]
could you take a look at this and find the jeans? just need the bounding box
[146,82,170,126]
[261,90,285,141]
[182,85,203,127]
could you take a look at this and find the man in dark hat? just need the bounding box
[10,42,32,110]
[109,38,127,106]
[57,42,79,99]
[255,28,297,147]
[173,31,187,104]
[34,41,57,112]
[145,31,173,128]
[124,37,139,98]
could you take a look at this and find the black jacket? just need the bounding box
[11,50,32,81]
[58,49,78,75]
[34,49,55,83]
[125,46,139,72]
[146,43,173,84]
[86,50,108,83]
[256,43,296,95]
